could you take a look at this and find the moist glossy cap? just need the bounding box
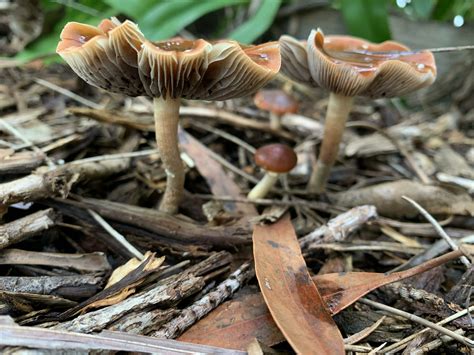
[255,143,297,173]
[254,89,299,115]
[57,18,281,100]
[280,29,437,98]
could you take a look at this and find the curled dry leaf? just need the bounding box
[106,251,162,288]
[59,253,164,319]
[334,180,474,218]
[253,214,345,354]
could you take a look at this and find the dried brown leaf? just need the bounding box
[179,250,464,350]
[105,251,162,288]
[178,290,284,350]
[178,128,256,217]
[253,215,345,354]
[314,250,463,314]
[59,253,164,319]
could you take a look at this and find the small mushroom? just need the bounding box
[254,89,299,130]
[248,143,297,200]
[280,29,436,192]
[57,18,280,214]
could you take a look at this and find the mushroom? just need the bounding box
[247,143,297,200]
[57,18,280,214]
[280,29,436,192]
[254,89,299,130]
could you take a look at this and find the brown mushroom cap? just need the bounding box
[57,18,281,100]
[255,143,297,173]
[57,19,145,96]
[279,29,437,98]
[254,89,299,116]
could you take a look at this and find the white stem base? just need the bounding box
[247,172,279,200]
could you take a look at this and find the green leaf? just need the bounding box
[17,0,116,62]
[228,0,282,43]
[135,0,248,40]
[340,0,391,42]
[103,0,158,18]
[411,0,435,19]
[431,0,456,20]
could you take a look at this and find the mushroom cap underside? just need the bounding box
[57,19,281,100]
[255,143,298,173]
[280,29,436,98]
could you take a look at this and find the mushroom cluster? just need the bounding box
[280,29,436,192]
[57,18,281,214]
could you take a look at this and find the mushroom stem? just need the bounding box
[153,97,184,214]
[247,172,279,200]
[308,92,354,193]
[269,112,281,130]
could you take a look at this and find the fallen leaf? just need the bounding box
[105,251,161,288]
[334,180,474,218]
[253,215,345,354]
[178,128,256,217]
[178,289,284,350]
[434,145,474,179]
[59,253,164,319]
[313,249,463,314]
[179,250,463,351]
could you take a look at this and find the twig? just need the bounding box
[410,329,466,355]
[88,209,144,260]
[383,304,474,353]
[203,147,260,184]
[0,209,57,249]
[347,121,431,184]
[68,149,159,165]
[299,205,377,249]
[150,262,253,339]
[180,106,294,140]
[189,121,256,154]
[358,298,474,348]
[34,78,102,109]
[344,316,386,345]
[0,120,55,168]
[402,196,471,267]
[192,193,343,213]
[0,319,242,353]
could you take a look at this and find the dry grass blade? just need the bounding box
[344,316,386,345]
[88,208,144,260]
[402,195,471,267]
[358,298,474,348]
[382,304,474,353]
[0,316,242,353]
[0,249,110,272]
[253,214,345,354]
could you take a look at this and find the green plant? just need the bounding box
[339,0,391,42]
[16,0,282,62]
